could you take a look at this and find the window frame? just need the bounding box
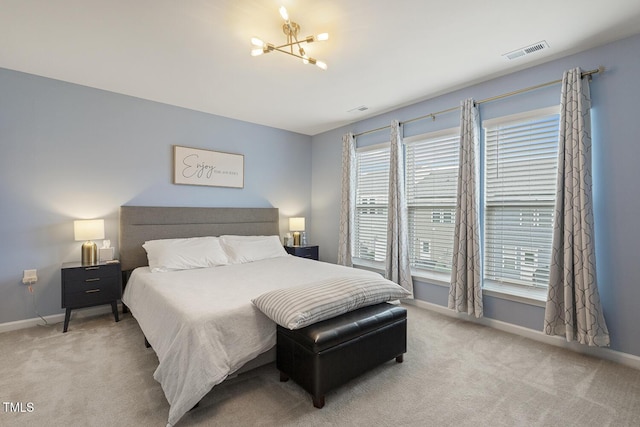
[352,142,390,266]
[404,127,460,282]
[481,105,561,302]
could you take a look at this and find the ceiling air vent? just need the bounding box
[348,105,369,113]
[503,41,549,60]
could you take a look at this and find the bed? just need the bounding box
[119,206,409,426]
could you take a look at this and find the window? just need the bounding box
[351,106,559,301]
[354,144,389,262]
[483,106,560,290]
[405,129,460,274]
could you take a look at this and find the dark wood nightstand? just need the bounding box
[61,261,122,333]
[284,245,319,260]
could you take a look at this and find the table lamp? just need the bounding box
[289,217,305,246]
[74,219,105,265]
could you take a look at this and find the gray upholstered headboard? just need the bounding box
[119,206,280,271]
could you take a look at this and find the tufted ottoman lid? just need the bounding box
[277,303,407,353]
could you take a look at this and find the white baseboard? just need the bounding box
[403,299,640,371]
[0,305,116,333]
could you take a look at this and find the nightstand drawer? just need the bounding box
[63,264,120,282]
[64,275,119,294]
[64,286,120,308]
[295,247,317,259]
[285,245,319,260]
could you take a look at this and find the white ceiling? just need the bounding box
[2,0,640,136]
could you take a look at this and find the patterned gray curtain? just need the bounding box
[385,121,413,296]
[544,68,610,347]
[448,99,482,318]
[337,132,356,267]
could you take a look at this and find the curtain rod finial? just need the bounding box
[598,65,606,74]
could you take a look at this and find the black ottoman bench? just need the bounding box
[276,302,407,408]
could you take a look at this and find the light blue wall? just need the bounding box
[311,34,640,357]
[0,68,312,324]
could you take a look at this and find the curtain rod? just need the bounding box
[354,66,604,138]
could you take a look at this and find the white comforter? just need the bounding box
[122,255,386,426]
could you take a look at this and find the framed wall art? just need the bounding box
[173,145,244,188]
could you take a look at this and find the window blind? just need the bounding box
[484,108,559,288]
[405,130,459,273]
[354,145,389,262]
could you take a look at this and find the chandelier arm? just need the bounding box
[283,20,305,55]
[290,32,304,54]
[286,22,294,54]
[273,40,312,50]
[273,47,307,61]
[272,47,324,68]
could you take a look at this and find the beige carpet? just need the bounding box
[1,304,639,427]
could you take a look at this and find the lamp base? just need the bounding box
[293,231,301,246]
[81,241,98,265]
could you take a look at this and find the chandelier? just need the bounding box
[251,6,329,70]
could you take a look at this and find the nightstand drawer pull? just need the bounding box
[85,289,101,294]
[85,267,100,271]
[85,278,101,282]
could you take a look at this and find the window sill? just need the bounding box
[353,260,547,308]
[410,270,451,287]
[354,260,453,287]
[482,280,547,307]
[352,258,384,273]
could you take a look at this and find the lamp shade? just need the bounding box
[289,217,305,232]
[74,219,105,241]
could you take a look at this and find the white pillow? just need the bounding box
[220,235,288,264]
[142,236,229,273]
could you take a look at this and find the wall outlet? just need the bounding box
[22,269,38,285]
